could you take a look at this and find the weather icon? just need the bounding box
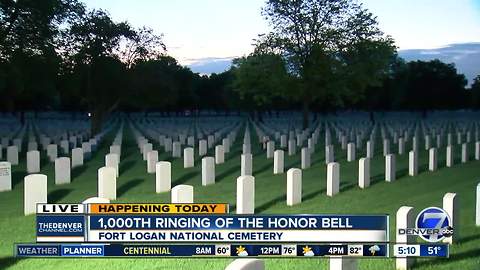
[302,246,315,256]
[369,245,380,256]
[236,246,248,257]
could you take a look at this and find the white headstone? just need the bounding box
[288,139,296,156]
[347,143,355,162]
[241,154,253,176]
[156,161,171,193]
[224,259,265,270]
[147,151,159,174]
[398,137,405,155]
[358,157,370,189]
[242,143,251,154]
[82,142,91,159]
[47,144,58,162]
[236,175,255,214]
[386,154,396,182]
[327,162,340,197]
[396,206,415,270]
[24,174,47,215]
[171,184,193,203]
[280,135,287,148]
[98,167,116,200]
[183,147,194,168]
[60,140,69,154]
[476,183,480,226]
[408,151,417,176]
[461,143,468,163]
[7,145,18,165]
[329,257,358,270]
[55,157,71,185]
[287,168,302,206]
[429,148,437,171]
[222,138,230,153]
[266,141,274,159]
[105,153,119,177]
[271,148,284,174]
[110,145,121,160]
[301,147,310,169]
[215,145,225,164]
[164,138,173,152]
[82,197,110,204]
[475,142,480,160]
[446,145,453,167]
[142,143,153,161]
[27,150,40,173]
[202,156,215,186]
[172,142,182,158]
[0,162,12,192]
[443,193,458,244]
[199,140,207,156]
[71,148,84,168]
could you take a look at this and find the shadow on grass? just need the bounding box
[119,160,136,174]
[252,162,272,175]
[0,257,24,269]
[216,165,241,182]
[458,233,480,245]
[173,171,198,185]
[12,171,27,188]
[413,247,480,268]
[226,150,242,161]
[117,178,144,197]
[303,188,326,202]
[48,188,73,203]
[71,165,87,179]
[256,194,286,213]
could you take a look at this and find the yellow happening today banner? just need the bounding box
[88,203,228,214]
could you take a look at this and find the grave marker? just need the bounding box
[156,161,171,193]
[24,174,47,215]
[236,175,255,214]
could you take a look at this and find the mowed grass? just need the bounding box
[1,124,479,270]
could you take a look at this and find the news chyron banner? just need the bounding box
[16,203,392,258]
[36,203,228,242]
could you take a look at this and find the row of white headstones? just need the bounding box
[0,120,116,214]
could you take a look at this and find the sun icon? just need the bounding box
[302,246,312,254]
[302,246,315,256]
[236,246,248,256]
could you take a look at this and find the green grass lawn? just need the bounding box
[1,124,479,270]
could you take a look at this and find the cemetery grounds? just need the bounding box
[0,117,479,270]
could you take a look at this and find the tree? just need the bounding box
[232,53,291,105]
[0,0,84,113]
[60,9,135,134]
[117,26,166,69]
[240,0,395,128]
[471,75,480,109]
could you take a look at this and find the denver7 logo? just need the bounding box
[416,207,452,242]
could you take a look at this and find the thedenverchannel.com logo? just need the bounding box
[398,207,454,243]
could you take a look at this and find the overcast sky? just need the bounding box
[80,0,480,67]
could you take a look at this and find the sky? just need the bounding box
[80,0,480,80]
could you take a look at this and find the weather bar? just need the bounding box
[15,243,388,258]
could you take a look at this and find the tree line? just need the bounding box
[1,0,479,133]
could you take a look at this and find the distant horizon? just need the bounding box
[185,42,480,86]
